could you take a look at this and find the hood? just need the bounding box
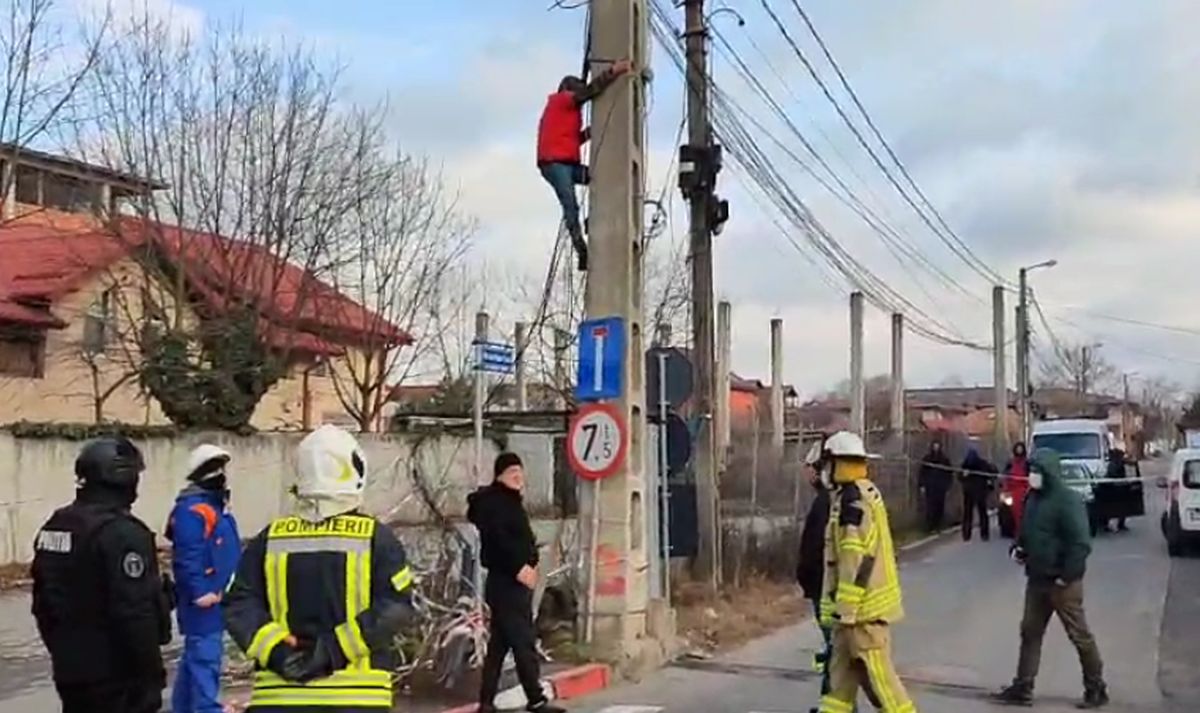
[1030,448,1064,491]
[175,482,226,505]
[292,425,367,522]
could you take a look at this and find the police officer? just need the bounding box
[32,436,172,713]
[819,431,918,713]
[224,425,414,711]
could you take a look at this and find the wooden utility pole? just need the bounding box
[683,0,721,588]
[582,0,667,663]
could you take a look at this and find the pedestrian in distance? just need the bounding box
[224,425,416,711]
[1103,448,1129,533]
[818,431,918,713]
[32,437,173,713]
[469,452,564,713]
[536,58,633,271]
[994,448,1108,709]
[166,444,241,713]
[960,445,997,542]
[918,440,953,534]
[1002,442,1031,538]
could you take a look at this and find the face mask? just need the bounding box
[1029,471,1044,490]
[200,473,228,492]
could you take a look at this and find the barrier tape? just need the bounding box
[874,456,1163,488]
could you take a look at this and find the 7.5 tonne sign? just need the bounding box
[567,403,628,481]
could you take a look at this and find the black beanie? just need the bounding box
[493,452,523,479]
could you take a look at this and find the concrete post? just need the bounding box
[581,0,659,659]
[515,321,528,411]
[890,313,904,434]
[1015,304,1026,442]
[770,318,784,455]
[849,292,865,437]
[716,301,732,468]
[993,286,1008,460]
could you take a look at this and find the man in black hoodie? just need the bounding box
[468,453,564,713]
[919,440,953,533]
[796,446,832,712]
[961,446,998,542]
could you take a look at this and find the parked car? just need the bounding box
[1159,448,1200,556]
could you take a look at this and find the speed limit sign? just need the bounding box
[567,403,628,480]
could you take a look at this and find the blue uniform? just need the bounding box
[166,485,240,713]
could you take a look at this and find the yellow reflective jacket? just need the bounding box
[820,479,904,626]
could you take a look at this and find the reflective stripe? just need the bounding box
[254,668,391,688]
[839,536,866,554]
[246,622,289,667]
[820,695,855,713]
[865,650,900,712]
[391,565,413,592]
[836,582,865,604]
[250,687,392,708]
[265,552,290,624]
[268,536,372,554]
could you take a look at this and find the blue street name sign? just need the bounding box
[473,340,515,375]
[576,316,625,402]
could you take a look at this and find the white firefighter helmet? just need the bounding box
[824,430,869,459]
[293,425,367,522]
[186,444,231,482]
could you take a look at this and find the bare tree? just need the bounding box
[66,12,411,428]
[0,0,107,220]
[1038,341,1118,398]
[323,130,475,432]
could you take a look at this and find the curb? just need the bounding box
[439,663,612,713]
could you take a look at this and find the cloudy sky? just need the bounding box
[118,0,1200,399]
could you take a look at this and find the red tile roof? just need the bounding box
[0,210,410,353]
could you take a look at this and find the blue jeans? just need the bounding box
[539,162,587,248]
[172,632,223,713]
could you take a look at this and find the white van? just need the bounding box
[1160,448,1200,556]
[1031,419,1144,535]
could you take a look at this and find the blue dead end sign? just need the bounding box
[576,317,625,402]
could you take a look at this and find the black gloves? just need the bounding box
[271,636,340,683]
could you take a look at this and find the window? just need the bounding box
[42,174,92,213]
[14,165,40,205]
[0,333,45,378]
[1032,433,1103,460]
[1183,460,1200,490]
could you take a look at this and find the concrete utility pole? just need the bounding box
[770,318,784,455]
[1015,303,1026,442]
[716,301,732,467]
[515,321,528,411]
[583,0,665,663]
[890,313,904,434]
[473,311,489,484]
[683,0,721,588]
[993,286,1008,460]
[1123,373,1131,451]
[849,291,865,437]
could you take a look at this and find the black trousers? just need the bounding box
[962,489,990,541]
[479,575,545,708]
[57,678,162,713]
[924,488,948,533]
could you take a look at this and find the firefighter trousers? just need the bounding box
[820,622,916,713]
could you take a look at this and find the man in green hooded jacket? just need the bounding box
[994,449,1108,709]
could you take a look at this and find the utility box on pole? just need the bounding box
[581,0,671,670]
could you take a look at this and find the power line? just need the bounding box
[758,0,1005,287]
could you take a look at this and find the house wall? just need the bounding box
[0,262,362,431]
[0,429,558,563]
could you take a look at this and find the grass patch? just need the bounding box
[672,576,807,655]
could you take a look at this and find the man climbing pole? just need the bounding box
[536,58,633,271]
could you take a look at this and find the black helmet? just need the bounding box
[75,437,145,490]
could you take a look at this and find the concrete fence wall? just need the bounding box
[0,430,558,564]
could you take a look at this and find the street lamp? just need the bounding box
[1018,259,1058,442]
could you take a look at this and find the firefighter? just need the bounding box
[224,425,415,711]
[31,436,173,713]
[819,431,918,713]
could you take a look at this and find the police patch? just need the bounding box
[122,551,146,579]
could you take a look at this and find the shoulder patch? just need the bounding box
[122,551,146,579]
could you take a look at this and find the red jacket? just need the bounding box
[537,91,583,165]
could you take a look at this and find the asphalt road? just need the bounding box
[571,463,1197,713]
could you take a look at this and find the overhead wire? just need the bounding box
[648,0,989,350]
[758,0,1005,287]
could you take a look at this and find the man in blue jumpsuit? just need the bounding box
[167,444,241,713]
